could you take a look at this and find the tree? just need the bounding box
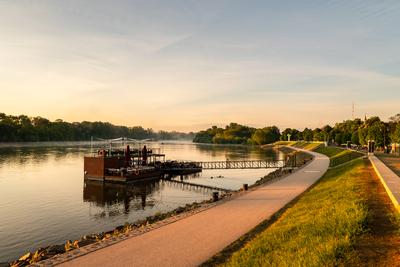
[392,124,400,144]
[367,121,389,148]
[351,131,359,145]
[251,126,281,145]
[302,128,313,141]
[280,128,301,141]
[389,114,400,123]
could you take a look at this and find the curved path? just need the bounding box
[59,149,329,267]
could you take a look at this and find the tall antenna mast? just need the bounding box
[352,102,355,120]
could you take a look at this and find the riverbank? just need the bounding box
[31,148,327,266]
[8,146,301,266]
[7,199,221,266]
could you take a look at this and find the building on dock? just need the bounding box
[84,145,166,182]
[84,145,202,183]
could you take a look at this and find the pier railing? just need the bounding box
[193,159,287,170]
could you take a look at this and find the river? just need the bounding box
[0,141,284,262]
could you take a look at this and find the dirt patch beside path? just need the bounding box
[352,159,400,266]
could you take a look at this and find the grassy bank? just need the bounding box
[219,159,369,266]
[314,146,364,167]
[278,141,365,168]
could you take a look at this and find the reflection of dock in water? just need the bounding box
[83,179,160,213]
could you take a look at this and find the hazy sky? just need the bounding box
[1,0,400,131]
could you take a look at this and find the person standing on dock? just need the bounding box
[142,145,148,166]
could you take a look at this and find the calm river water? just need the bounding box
[0,141,284,262]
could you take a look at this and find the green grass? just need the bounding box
[314,146,345,157]
[289,141,323,151]
[314,146,364,167]
[279,141,365,167]
[221,159,368,267]
[273,141,296,146]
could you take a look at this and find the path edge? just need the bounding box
[369,155,400,212]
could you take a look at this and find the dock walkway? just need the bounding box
[58,148,329,267]
[369,155,400,211]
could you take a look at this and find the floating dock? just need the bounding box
[84,146,202,183]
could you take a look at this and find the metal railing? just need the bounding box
[194,160,286,170]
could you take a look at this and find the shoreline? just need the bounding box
[8,144,303,266]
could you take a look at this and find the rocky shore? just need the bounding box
[7,199,224,267]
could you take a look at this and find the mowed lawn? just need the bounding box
[221,159,369,266]
[314,146,364,167]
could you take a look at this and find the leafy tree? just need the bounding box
[391,124,400,144]
[302,128,313,141]
[281,128,301,141]
[351,131,359,145]
[251,126,281,145]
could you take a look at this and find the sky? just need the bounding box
[1,0,400,132]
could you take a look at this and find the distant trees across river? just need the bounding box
[0,113,194,142]
[2,112,400,148]
[193,123,280,145]
[193,115,400,147]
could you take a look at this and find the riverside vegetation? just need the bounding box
[3,112,400,148]
[0,112,194,142]
[193,114,400,147]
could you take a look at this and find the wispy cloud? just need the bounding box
[1,0,400,131]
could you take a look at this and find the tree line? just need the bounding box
[193,115,400,147]
[193,123,280,145]
[0,113,195,142]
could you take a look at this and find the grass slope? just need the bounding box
[314,146,364,167]
[221,159,368,267]
[281,142,364,168]
[290,141,323,151]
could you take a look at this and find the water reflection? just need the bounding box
[0,146,85,166]
[83,179,160,213]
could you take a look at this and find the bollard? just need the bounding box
[243,183,248,191]
[212,192,219,202]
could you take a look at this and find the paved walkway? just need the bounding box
[60,149,329,267]
[370,155,400,211]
